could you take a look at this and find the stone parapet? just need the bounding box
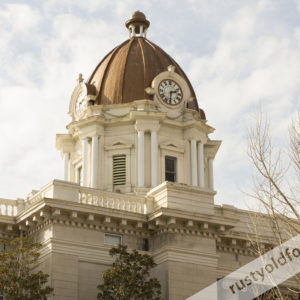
[147,181,215,215]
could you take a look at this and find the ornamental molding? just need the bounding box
[159,143,185,153]
[27,218,151,239]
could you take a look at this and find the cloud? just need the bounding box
[0,0,299,210]
[0,3,40,33]
[184,2,300,206]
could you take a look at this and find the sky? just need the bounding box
[0,0,299,208]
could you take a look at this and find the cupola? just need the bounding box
[125,11,150,38]
[84,11,205,119]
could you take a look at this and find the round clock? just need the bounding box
[75,91,87,115]
[158,79,183,105]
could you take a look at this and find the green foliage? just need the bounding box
[0,236,53,300]
[97,245,162,300]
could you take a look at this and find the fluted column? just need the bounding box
[91,135,99,188]
[137,131,144,187]
[208,158,214,190]
[190,140,198,186]
[82,138,88,187]
[63,153,69,181]
[151,131,157,187]
[198,142,205,188]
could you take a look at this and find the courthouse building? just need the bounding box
[0,11,295,300]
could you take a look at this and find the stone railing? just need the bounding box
[0,180,153,217]
[0,199,19,216]
[25,190,44,206]
[78,187,148,214]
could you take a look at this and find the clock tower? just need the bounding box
[60,11,217,194]
[55,12,223,299]
[0,10,297,300]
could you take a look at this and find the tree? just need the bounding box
[247,112,300,299]
[97,245,162,300]
[0,236,53,300]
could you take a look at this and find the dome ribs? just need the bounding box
[144,39,165,77]
[105,39,133,104]
[86,36,205,118]
[137,38,149,100]
[123,38,145,102]
[121,38,135,104]
[87,47,115,84]
[97,40,129,105]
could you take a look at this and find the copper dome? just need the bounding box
[86,14,205,119]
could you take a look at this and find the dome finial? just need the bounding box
[125,11,150,38]
[77,73,84,83]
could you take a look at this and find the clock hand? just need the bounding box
[170,90,176,102]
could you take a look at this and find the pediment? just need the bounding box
[159,140,184,153]
[105,138,133,151]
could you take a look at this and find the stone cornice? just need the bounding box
[147,181,216,197]
[153,226,218,239]
[204,139,222,159]
[27,218,151,238]
[147,207,238,228]
[66,102,216,137]
[0,215,16,225]
[153,246,219,267]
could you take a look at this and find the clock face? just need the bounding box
[158,79,183,105]
[75,91,87,115]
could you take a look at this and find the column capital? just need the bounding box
[204,140,221,159]
[150,124,161,133]
[78,124,104,140]
[184,128,207,143]
[56,134,75,155]
[135,119,160,132]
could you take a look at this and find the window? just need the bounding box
[165,156,177,182]
[104,233,122,246]
[113,155,126,186]
[143,238,149,251]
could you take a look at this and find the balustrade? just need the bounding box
[78,188,146,214]
[0,200,18,216]
[0,180,151,217]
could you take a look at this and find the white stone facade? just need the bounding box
[0,12,298,300]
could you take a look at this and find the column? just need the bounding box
[91,135,98,188]
[63,153,69,181]
[68,158,72,182]
[139,25,143,36]
[137,131,144,187]
[190,140,198,186]
[208,158,214,190]
[151,131,157,187]
[198,142,205,188]
[82,138,88,187]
